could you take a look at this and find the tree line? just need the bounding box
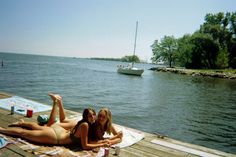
[90,55,141,63]
[151,12,236,69]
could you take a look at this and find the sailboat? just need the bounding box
[117,21,144,76]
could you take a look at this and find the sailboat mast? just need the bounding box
[133,21,138,57]
[132,21,138,67]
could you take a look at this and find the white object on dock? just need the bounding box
[151,139,220,157]
[104,125,144,148]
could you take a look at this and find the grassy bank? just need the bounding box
[150,67,236,79]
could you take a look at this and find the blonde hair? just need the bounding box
[98,108,112,134]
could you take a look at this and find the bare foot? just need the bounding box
[0,126,7,134]
[8,119,24,127]
[48,93,62,101]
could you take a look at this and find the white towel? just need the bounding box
[0,96,51,115]
[104,125,144,148]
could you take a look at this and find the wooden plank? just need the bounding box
[131,140,188,157]
[0,148,22,157]
[131,130,236,157]
[6,145,36,157]
[0,92,12,99]
[0,144,37,157]
[122,146,160,157]
[152,137,236,157]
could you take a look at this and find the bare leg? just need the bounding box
[48,93,67,123]
[57,97,77,126]
[9,119,43,130]
[0,126,24,136]
[47,93,76,130]
[47,93,59,126]
[0,126,57,144]
[57,96,67,122]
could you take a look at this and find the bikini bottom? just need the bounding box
[51,124,64,144]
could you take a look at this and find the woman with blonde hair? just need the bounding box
[91,108,123,145]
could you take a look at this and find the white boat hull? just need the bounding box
[117,67,144,76]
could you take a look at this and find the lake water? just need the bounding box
[0,52,236,154]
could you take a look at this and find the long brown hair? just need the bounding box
[70,108,96,136]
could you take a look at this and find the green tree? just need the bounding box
[189,33,219,69]
[229,12,236,36]
[200,12,232,49]
[121,55,141,63]
[229,12,236,68]
[216,47,229,68]
[200,12,236,68]
[229,43,236,68]
[151,35,178,67]
[176,34,193,67]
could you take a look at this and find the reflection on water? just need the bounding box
[0,52,236,154]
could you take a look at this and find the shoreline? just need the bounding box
[150,67,236,79]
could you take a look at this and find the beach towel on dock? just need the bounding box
[0,134,16,149]
[0,137,8,149]
[104,124,145,148]
[0,96,51,115]
[10,137,96,156]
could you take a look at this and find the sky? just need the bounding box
[0,0,235,62]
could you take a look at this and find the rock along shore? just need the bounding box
[150,67,236,79]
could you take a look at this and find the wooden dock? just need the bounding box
[0,92,235,157]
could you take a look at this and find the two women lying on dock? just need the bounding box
[0,93,123,150]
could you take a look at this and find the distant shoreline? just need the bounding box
[90,57,148,63]
[150,67,236,79]
[90,57,122,61]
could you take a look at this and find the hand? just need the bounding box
[103,139,109,142]
[117,131,123,139]
[103,139,111,145]
[103,141,110,147]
